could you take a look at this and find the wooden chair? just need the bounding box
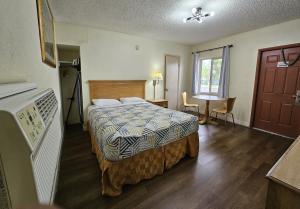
[182,92,199,116]
[210,97,236,126]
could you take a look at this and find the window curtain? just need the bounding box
[218,45,230,98]
[192,53,201,95]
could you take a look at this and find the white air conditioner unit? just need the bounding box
[0,83,63,208]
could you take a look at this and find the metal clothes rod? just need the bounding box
[192,44,233,54]
[59,59,81,69]
[59,61,73,64]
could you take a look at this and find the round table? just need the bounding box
[193,95,226,125]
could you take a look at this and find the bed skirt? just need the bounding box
[89,128,199,196]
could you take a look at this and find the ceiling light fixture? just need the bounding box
[183,7,214,24]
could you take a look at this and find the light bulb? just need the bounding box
[192,8,197,15]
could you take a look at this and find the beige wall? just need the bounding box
[0,0,63,125]
[55,22,192,122]
[0,0,61,96]
[190,18,300,126]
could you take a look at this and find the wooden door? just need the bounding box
[165,55,180,110]
[253,45,300,138]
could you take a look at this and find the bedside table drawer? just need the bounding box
[155,101,168,108]
[147,100,168,108]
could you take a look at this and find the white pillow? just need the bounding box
[120,97,145,104]
[92,99,122,107]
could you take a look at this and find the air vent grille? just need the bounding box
[0,157,10,209]
[32,112,61,204]
[35,90,57,126]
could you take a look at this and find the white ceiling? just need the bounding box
[49,0,300,45]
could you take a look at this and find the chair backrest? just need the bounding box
[182,92,187,105]
[226,97,236,113]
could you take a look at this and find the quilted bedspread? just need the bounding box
[88,102,199,161]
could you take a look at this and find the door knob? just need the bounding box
[295,90,300,105]
[293,90,300,98]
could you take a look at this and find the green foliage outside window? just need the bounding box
[200,58,222,94]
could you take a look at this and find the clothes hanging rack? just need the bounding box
[59,58,84,126]
[192,44,233,54]
[59,60,77,68]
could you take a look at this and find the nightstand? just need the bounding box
[147,99,168,108]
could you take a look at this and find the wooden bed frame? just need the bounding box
[88,80,147,101]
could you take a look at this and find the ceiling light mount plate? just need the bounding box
[192,7,202,16]
[183,7,214,24]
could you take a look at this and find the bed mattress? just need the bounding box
[88,102,199,161]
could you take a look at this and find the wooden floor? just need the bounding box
[55,123,293,209]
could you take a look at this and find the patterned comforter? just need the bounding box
[88,102,199,161]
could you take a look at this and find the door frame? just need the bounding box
[250,43,300,128]
[164,54,181,110]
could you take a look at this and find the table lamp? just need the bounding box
[152,71,163,100]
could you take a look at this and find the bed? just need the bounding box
[87,80,199,196]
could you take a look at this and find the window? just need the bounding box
[200,58,222,95]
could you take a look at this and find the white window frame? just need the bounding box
[199,57,222,95]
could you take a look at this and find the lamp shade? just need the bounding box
[152,72,163,80]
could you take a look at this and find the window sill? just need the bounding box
[198,93,218,96]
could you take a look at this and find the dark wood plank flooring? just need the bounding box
[55,124,293,209]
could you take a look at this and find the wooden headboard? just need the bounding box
[88,80,147,101]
